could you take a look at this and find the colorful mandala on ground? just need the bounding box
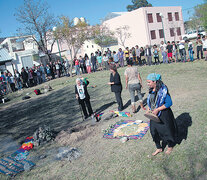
[103,120,150,139]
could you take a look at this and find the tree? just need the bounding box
[54,16,91,75]
[185,18,201,32]
[92,25,117,53]
[115,26,131,48]
[194,0,207,31]
[15,0,56,61]
[127,0,152,12]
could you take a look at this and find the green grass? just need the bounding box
[0,60,207,180]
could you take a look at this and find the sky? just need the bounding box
[0,0,205,38]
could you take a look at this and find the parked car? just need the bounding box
[182,30,206,40]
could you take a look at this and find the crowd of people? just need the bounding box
[1,35,207,96]
[73,35,207,75]
[0,60,70,95]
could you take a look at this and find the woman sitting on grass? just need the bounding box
[146,73,177,156]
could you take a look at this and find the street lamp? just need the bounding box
[53,26,62,62]
[160,13,166,44]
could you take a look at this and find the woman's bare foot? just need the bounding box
[152,149,162,156]
[165,147,173,155]
[140,103,146,110]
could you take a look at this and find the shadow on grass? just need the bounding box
[95,101,116,114]
[161,149,207,180]
[0,86,82,145]
[175,112,192,144]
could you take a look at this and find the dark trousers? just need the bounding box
[80,65,85,74]
[137,56,142,66]
[92,63,97,72]
[114,92,123,111]
[79,98,93,118]
[154,56,160,64]
[197,46,203,59]
[126,57,129,64]
[10,83,16,92]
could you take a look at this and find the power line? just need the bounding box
[182,7,194,11]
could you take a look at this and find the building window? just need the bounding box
[177,27,181,36]
[159,29,164,38]
[87,45,89,48]
[170,28,175,37]
[175,12,179,21]
[147,13,153,23]
[156,13,162,22]
[92,45,94,48]
[168,13,173,21]
[150,30,156,39]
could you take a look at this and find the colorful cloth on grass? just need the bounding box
[103,120,150,139]
[0,156,35,176]
[0,137,35,176]
[11,137,34,161]
[95,113,104,118]
[112,111,132,117]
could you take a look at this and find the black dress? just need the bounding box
[150,108,178,148]
[148,89,178,149]
[110,72,123,111]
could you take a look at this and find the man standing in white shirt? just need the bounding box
[178,40,186,62]
[160,41,168,63]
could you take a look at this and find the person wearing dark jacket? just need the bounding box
[91,53,97,72]
[21,68,28,88]
[108,64,123,111]
[75,77,93,120]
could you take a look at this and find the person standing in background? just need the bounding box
[124,47,130,65]
[202,35,207,61]
[145,45,152,66]
[135,45,141,66]
[108,64,123,111]
[188,41,194,61]
[196,37,203,60]
[118,48,124,67]
[91,53,97,72]
[160,41,168,64]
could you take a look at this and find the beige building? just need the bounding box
[104,6,185,47]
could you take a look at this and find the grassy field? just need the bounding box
[0,60,207,180]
